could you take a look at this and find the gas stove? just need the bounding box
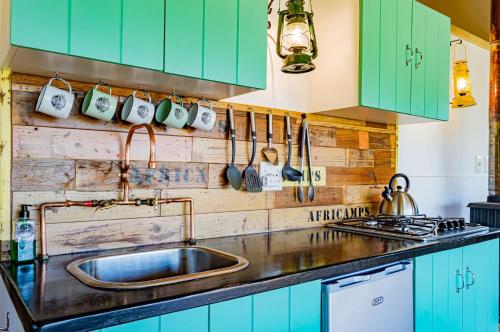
[326,215,490,242]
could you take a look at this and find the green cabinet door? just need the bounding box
[10,0,69,54]
[423,9,439,119]
[164,0,204,78]
[290,280,321,332]
[410,1,426,117]
[437,14,451,121]
[414,254,433,332]
[463,240,499,332]
[160,306,209,332]
[210,296,252,332]
[359,0,381,108]
[237,0,267,89]
[447,248,463,332]
[122,0,164,70]
[395,0,413,114]
[379,0,397,111]
[253,287,289,332]
[70,0,121,63]
[203,0,238,84]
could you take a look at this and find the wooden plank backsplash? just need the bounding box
[8,74,397,257]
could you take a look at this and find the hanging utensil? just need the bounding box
[282,114,302,181]
[225,106,242,190]
[304,115,315,202]
[262,111,279,165]
[297,116,306,203]
[244,111,263,192]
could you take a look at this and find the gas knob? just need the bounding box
[438,222,448,232]
[458,219,466,229]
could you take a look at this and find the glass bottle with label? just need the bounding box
[11,204,36,263]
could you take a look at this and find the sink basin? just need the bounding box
[67,246,249,290]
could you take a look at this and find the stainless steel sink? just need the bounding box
[67,246,249,290]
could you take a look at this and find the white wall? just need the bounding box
[398,36,490,220]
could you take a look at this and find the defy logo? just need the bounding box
[372,296,384,306]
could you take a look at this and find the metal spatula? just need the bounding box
[262,112,279,165]
[244,111,262,192]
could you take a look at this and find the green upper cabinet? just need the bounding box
[164,0,204,78]
[122,0,164,70]
[415,239,499,332]
[203,0,238,84]
[10,0,69,54]
[359,0,450,121]
[70,0,122,63]
[237,0,268,89]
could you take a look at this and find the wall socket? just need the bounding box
[475,155,488,174]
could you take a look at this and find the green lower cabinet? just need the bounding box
[94,280,321,332]
[415,239,499,332]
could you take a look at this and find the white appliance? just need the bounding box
[322,261,414,332]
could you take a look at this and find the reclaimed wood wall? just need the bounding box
[9,73,396,256]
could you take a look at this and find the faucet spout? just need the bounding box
[122,124,157,201]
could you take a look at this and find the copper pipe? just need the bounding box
[122,124,158,202]
[39,197,195,260]
[488,0,500,201]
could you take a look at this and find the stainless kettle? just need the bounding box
[379,173,419,216]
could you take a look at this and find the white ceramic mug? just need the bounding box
[187,99,216,131]
[35,77,74,119]
[121,90,155,124]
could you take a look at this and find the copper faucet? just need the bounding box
[121,124,158,202]
[38,124,196,260]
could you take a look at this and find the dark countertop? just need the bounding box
[1,226,500,332]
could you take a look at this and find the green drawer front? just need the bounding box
[70,0,121,63]
[122,0,164,70]
[11,0,69,54]
[237,0,267,89]
[164,0,204,78]
[203,0,238,84]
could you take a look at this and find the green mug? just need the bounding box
[82,82,118,121]
[156,96,188,129]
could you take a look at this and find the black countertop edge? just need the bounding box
[2,228,500,332]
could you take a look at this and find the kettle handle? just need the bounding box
[389,173,410,192]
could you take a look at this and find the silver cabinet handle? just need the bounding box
[0,312,9,332]
[406,44,413,66]
[415,48,423,68]
[456,269,465,293]
[466,267,475,289]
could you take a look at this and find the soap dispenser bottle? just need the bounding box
[11,204,36,263]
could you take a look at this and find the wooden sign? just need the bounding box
[282,166,326,187]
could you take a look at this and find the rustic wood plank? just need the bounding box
[374,150,396,168]
[345,185,384,204]
[160,188,267,216]
[0,69,11,242]
[12,158,75,191]
[13,125,192,161]
[76,160,208,191]
[47,215,183,255]
[12,190,161,224]
[369,132,391,149]
[183,209,268,240]
[346,149,374,167]
[335,129,360,149]
[192,138,345,167]
[359,132,370,150]
[11,90,284,143]
[269,203,379,231]
[325,167,395,186]
[273,187,344,209]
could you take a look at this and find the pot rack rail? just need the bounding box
[11,72,396,135]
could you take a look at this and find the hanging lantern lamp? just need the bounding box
[276,0,318,74]
[451,39,476,108]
